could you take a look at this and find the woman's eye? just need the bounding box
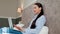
[34,7,36,9]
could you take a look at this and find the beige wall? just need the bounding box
[0,0,18,17]
[22,0,60,34]
[22,5,34,27]
[0,0,37,17]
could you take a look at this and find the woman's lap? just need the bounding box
[0,27,22,34]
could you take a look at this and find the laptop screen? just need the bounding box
[0,17,21,28]
[0,18,9,28]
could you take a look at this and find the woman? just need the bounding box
[14,3,46,34]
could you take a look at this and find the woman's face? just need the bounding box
[33,5,41,15]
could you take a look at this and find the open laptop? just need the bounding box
[8,17,13,29]
[8,17,24,30]
[0,17,24,31]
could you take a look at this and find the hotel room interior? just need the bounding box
[0,0,60,34]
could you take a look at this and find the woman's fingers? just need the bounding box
[13,24,21,30]
[13,24,16,27]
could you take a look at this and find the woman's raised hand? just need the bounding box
[17,8,23,14]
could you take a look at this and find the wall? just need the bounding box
[22,5,34,27]
[0,0,18,17]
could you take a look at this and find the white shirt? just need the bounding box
[23,15,46,34]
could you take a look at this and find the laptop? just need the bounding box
[8,17,13,29]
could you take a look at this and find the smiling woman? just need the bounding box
[0,2,47,34]
[14,2,47,34]
[0,0,49,34]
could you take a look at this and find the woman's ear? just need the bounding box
[39,7,42,11]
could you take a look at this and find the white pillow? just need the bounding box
[39,26,49,34]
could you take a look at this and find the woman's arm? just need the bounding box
[14,8,24,31]
[27,16,46,34]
